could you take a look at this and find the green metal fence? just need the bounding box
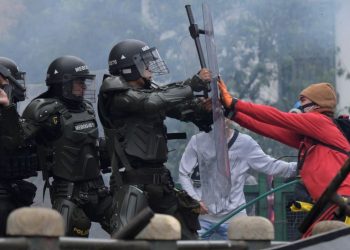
[244,174,269,218]
[273,178,307,241]
[244,175,306,241]
[177,174,304,241]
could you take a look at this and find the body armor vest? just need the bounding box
[98,76,170,166]
[112,114,168,166]
[98,75,200,167]
[40,105,100,181]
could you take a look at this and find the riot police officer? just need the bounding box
[98,39,212,239]
[20,56,116,237]
[0,57,37,236]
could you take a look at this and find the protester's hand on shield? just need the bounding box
[217,79,233,108]
[199,201,209,215]
[0,88,9,106]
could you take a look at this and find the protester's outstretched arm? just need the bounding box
[218,79,341,144]
[235,112,301,148]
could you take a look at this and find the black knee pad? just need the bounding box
[53,198,91,237]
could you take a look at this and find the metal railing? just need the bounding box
[201,178,301,240]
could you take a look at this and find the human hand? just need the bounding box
[199,97,212,112]
[217,79,233,108]
[0,88,10,106]
[199,201,209,215]
[198,68,211,82]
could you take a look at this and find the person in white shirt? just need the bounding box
[178,118,297,239]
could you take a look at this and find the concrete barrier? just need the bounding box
[228,216,274,250]
[136,213,181,240]
[311,220,349,235]
[134,214,180,250]
[6,207,64,250]
[7,207,65,237]
[1,208,252,250]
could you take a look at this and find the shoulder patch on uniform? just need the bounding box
[51,115,59,125]
[22,98,64,122]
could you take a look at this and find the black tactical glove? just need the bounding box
[0,104,24,150]
[179,99,213,132]
[186,74,211,92]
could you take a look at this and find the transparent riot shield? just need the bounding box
[198,2,231,213]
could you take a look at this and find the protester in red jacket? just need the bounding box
[218,80,350,234]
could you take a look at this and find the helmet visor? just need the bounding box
[62,74,96,102]
[133,47,169,77]
[0,65,26,97]
[15,71,26,88]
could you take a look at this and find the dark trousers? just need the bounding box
[50,177,116,237]
[144,183,199,240]
[0,180,37,236]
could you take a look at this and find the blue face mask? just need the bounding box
[293,101,301,108]
[289,101,302,113]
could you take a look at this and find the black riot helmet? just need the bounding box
[45,55,96,102]
[0,57,26,102]
[108,39,169,82]
[0,57,26,82]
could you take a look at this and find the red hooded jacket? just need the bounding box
[232,100,350,200]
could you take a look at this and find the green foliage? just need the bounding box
[214,0,337,159]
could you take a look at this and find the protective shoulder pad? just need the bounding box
[22,98,64,122]
[99,74,130,94]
